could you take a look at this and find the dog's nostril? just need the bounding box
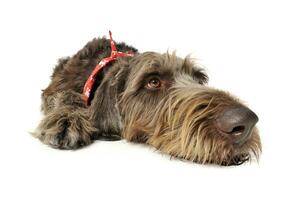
[228,126,245,135]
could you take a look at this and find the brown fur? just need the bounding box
[33,36,261,165]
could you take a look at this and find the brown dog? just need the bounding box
[33,33,261,166]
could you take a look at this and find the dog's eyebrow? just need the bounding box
[139,70,173,82]
[148,60,161,69]
[144,71,160,76]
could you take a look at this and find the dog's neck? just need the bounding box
[82,31,134,106]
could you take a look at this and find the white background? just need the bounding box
[0,0,284,199]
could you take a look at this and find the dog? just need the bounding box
[33,32,261,166]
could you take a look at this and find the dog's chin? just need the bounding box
[221,153,250,166]
[216,142,260,166]
[211,127,261,166]
[219,141,260,166]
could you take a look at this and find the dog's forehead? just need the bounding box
[130,52,186,74]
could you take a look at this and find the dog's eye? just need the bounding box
[146,77,161,89]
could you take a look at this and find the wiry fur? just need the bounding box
[33,36,261,165]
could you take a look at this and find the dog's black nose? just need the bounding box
[215,106,258,145]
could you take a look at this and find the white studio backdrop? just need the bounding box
[0,0,284,200]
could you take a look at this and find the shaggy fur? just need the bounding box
[33,36,261,166]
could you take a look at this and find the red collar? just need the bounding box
[82,31,134,106]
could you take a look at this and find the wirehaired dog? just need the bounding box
[33,32,261,166]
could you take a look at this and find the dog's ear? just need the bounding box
[182,56,208,85]
[89,58,131,138]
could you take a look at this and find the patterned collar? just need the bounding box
[82,31,134,106]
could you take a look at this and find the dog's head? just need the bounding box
[92,52,261,166]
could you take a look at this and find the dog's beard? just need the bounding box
[221,128,261,166]
[121,85,261,166]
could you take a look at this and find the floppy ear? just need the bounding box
[89,59,130,139]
